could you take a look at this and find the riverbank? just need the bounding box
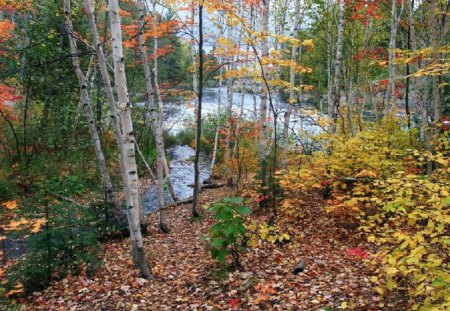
[21,186,407,310]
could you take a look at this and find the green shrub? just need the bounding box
[6,200,109,294]
[206,197,251,267]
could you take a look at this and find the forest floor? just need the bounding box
[22,186,408,310]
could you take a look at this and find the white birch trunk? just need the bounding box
[136,0,168,232]
[83,0,139,224]
[329,0,345,132]
[258,0,270,182]
[150,2,178,203]
[210,66,223,173]
[63,0,119,213]
[282,0,301,169]
[108,0,151,278]
[225,75,234,186]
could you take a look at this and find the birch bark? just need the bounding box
[329,0,345,132]
[63,0,119,213]
[258,0,270,183]
[137,0,169,232]
[281,0,301,169]
[108,0,151,278]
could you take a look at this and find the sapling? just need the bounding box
[206,197,251,267]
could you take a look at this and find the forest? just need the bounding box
[0,0,449,309]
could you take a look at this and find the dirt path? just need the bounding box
[24,188,406,310]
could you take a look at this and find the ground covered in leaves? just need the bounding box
[22,187,408,310]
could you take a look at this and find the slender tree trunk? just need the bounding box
[192,3,204,218]
[224,75,234,186]
[63,0,119,212]
[150,1,178,204]
[108,0,151,278]
[137,0,169,232]
[258,0,270,184]
[83,0,138,222]
[329,0,345,132]
[386,0,404,113]
[210,66,223,173]
[282,0,301,169]
[407,0,428,146]
[429,0,441,123]
[232,79,245,159]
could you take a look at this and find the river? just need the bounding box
[141,87,324,214]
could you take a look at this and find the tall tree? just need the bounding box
[108,0,151,278]
[329,0,345,132]
[258,0,270,183]
[63,0,120,214]
[386,0,404,110]
[136,0,169,232]
[282,0,301,169]
[192,1,204,218]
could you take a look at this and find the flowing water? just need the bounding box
[143,87,323,214]
[141,145,211,214]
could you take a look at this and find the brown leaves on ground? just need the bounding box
[21,188,407,310]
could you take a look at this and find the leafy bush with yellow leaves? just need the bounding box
[279,117,450,309]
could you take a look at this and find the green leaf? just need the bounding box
[224,197,244,205]
[216,211,233,221]
[235,206,251,216]
[442,197,450,207]
[213,249,228,262]
[212,238,224,248]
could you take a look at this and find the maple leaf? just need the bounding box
[229,298,240,308]
[346,247,369,260]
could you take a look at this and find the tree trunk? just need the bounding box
[83,0,132,221]
[210,66,223,173]
[63,0,119,212]
[151,1,178,204]
[386,0,404,111]
[192,3,204,218]
[136,0,169,232]
[282,0,301,169]
[329,0,345,132]
[224,75,234,186]
[429,0,441,123]
[108,0,151,278]
[258,0,270,184]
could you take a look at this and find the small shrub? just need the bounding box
[6,201,102,294]
[206,197,251,267]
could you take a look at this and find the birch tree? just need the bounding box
[63,0,120,215]
[192,1,204,218]
[108,0,151,278]
[328,0,345,132]
[258,0,270,183]
[281,0,301,169]
[136,0,169,232]
[386,0,404,110]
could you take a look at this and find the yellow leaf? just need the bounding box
[247,238,258,247]
[367,235,376,243]
[340,301,348,309]
[385,267,398,276]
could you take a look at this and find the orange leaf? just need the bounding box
[2,200,17,209]
[31,218,47,233]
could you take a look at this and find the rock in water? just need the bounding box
[292,259,305,274]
